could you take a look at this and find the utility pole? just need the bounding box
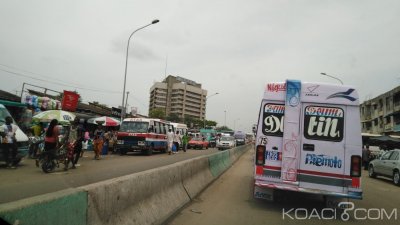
[125,91,130,116]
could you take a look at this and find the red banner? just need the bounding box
[61,91,79,112]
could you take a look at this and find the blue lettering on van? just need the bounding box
[305,154,342,168]
[265,151,281,161]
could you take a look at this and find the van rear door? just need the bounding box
[299,104,347,193]
[258,101,285,179]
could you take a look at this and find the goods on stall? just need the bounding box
[24,95,61,112]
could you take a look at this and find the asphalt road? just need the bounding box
[0,148,219,204]
[167,149,400,225]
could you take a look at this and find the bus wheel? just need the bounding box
[147,146,153,156]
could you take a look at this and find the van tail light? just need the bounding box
[256,145,266,166]
[350,155,362,177]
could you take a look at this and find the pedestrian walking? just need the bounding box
[93,124,104,160]
[362,145,371,170]
[173,130,182,153]
[167,128,174,155]
[182,132,188,152]
[65,118,85,170]
[29,122,44,158]
[81,139,88,157]
[0,116,19,169]
[102,130,111,155]
[40,119,59,167]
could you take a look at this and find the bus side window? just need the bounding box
[148,125,154,133]
[160,122,165,134]
[155,122,161,134]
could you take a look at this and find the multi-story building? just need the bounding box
[360,86,400,135]
[149,75,207,120]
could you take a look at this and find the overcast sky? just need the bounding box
[1,0,400,132]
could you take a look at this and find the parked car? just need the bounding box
[217,136,236,150]
[368,149,400,186]
[188,137,209,150]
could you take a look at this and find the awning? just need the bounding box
[0,100,27,107]
[384,111,400,117]
[361,133,382,137]
[74,112,100,121]
[369,135,400,149]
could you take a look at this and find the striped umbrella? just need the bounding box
[33,110,76,125]
[88,116,120,126]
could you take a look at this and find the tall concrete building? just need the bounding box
[149,75,208,120]
[360,85,400,135]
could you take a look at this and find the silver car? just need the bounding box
[217,136,236,150]
[368,149,400,186]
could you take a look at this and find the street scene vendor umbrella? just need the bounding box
[88,116,120,126]
[33,110,76,125]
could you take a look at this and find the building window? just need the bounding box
[386,117,392,124]
[386,97,392,111]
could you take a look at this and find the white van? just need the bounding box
[0,104,29,165]
[254,80,362,202]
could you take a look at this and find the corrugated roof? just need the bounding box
[0,90,20,102]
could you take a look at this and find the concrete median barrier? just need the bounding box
[0,145,250,225]
[180,156,214,199]
[81,163,190,225]
[208,150,231,177]
[0,188,87,225]
[227,144,251,170]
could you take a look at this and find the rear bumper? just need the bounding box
[116,144,148,152]
[217,145,231,149]
[254,180,363,200]
[236,141,245,145]
[188,144,203,148]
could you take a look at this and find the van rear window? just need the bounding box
[303,106,344,142]
[262,103,284,137]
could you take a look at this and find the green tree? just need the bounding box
[184,116,203,129]
[149,108,166,119]
[166,113,180,122]
[215,126,232,131]
[205,120,217,127]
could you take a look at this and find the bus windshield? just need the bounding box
[120,121,149,133]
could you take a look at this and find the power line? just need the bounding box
[0,63,84,87]
[0,63,150,108]
[0,67,121,94]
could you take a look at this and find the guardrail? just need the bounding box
[0,144,251,225]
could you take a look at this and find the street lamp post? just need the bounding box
[320,72,344,85]
[125,91,130,117]
[203,92,219,128]
[121,19,160,121]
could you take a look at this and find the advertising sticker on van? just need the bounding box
[304,106,344,142]
[263,104,285,136]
